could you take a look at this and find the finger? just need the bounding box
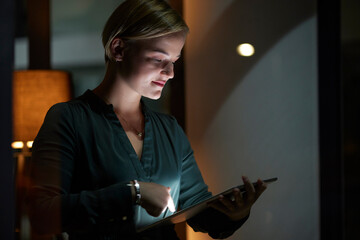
[242,176,256,202]
[166,187,176,212]
[255,179,267,200]
[233,188,244,205]
[167,196,176,212]
[219,195,237,211]
[242,176,256,194]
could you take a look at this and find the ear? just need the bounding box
[111,38,126,62]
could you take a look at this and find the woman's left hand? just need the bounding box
[209,176,267,221]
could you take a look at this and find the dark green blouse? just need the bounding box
[28,90,246,239]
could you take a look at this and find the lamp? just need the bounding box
[12,70,72,144]
[12,0,73,238]
[12,70,72,238]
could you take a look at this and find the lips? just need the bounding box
[152,80,166,87]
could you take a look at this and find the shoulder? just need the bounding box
[43,94,92,130]
[46,102,72,119]
[47,91,95,118]
[46,100,79,118]
[39,102,76,134]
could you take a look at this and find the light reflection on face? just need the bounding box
[119,31,186,100]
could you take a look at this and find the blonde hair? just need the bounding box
[102,0,189,62]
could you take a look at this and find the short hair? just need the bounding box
[102,0,189,62]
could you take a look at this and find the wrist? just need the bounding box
[128,180,141,205]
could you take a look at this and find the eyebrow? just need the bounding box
[150,49,181,58]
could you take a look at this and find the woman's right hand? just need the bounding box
[137,182,175,217]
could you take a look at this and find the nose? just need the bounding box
[161,62,174,79]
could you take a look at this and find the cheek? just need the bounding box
[136,63,161,79]
[131,58,157,73]
[131,67,158,88]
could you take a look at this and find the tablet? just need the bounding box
[137,177,278,233]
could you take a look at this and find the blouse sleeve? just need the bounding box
[28,103,135,235]
[176,123,248,239]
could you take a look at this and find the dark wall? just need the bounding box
[318,0,343,239]
[0,0,15,239]
[319,0,360,239]
[342,1,360,238]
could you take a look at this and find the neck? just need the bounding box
[93,62,142,116]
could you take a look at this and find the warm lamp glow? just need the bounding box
[12,141,24,149]
[26,141,34,148]
[237,43,255,57]
[13,70,72,142]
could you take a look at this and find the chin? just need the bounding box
[149,95,162,100]
[143,91,163,100]
[143,94,162,100]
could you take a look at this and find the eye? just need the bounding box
[153,58,162,63]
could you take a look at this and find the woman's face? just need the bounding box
[119,31,186,100]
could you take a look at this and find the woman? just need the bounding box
[28,0,267,239]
